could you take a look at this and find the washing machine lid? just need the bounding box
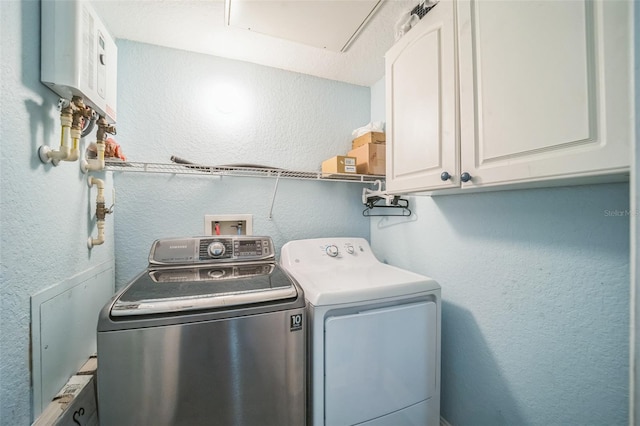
[111,262,298,316]
[284,263,439,306]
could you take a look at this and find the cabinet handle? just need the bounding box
[460,172,472,183]
[440,171,451,181]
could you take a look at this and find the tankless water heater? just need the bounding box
[41,0,117,123]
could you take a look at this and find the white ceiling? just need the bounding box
[90,0,417,87]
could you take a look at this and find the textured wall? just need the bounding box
[370,77,385,123]
[113,40,371,288]
[370,184,629,426]
[0,1,115,424]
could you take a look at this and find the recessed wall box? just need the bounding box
[204,214,253,236]
[41,0,117,123]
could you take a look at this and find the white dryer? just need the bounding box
[280,237,441,426]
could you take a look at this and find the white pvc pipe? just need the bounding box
[87,176,107,249]
[89,175,105,200]
[39,113,72,165]
[82,141,105,173]
[66,127,81,162]
[88,221,106,249]
[50,124,71,160]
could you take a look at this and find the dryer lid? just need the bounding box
[111,262,297,316]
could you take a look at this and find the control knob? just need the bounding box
[208,242,226,258]
[325,245,339,257]
[345,244,355,254]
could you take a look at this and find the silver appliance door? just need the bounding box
[97,308,305,426]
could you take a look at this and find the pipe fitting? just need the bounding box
[70,96,94,128]
[82,115,116,173]
[95,116,117,142]
[38,105,73,166]
[65,96,95,163]
[88,176,110,249]
[88,221,106,249]
[82,141,106,173]
[96,202,107,221]
[66,127,81,162]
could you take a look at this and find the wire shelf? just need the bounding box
[103,160,385,184]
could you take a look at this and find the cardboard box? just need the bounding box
[352,131,386,150]
[321,155,357,174]
[348,143,386,175]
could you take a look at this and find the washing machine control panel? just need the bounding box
[149,236,275,265]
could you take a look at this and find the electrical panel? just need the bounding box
[41,0,117,123]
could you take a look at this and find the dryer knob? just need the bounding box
[345,244,355,254]
[208,242,226,257]
[325,245,339,257]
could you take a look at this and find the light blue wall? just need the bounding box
[0,1,115,424]
[370,77,385,123]
[112,40,371,288]
[370,85,630,424]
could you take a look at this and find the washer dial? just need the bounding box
[325,245,339,257]
[207,242,226,258]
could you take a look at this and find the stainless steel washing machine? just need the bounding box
[97,236,305,426]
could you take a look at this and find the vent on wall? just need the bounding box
[225,0,383,52]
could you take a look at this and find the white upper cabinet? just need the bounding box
[386,0,633,193]
[386,0,458,192]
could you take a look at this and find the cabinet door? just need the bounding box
[457,0,632,188]
[385,0,458,193]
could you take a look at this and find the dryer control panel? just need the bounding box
[280,237,377,269]
[149,236,275,265]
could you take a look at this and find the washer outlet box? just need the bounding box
[204,214,253,236]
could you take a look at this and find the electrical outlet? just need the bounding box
[204,214,253,236]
